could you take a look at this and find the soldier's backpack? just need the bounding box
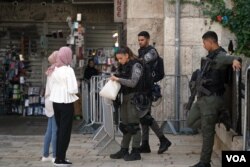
[139,46,165,83]
[139,48,165,103]
[151,53,165,82]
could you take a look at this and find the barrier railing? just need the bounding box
[153,75,190,134]
[95,98,120,155]
[78,80,89,132]
[79,75,120,155]
[231,70,242,135]
[158,70,242,135]
[243,66,250,151]
[79,75,108,134]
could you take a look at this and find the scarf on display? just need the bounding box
[46,51,58,75]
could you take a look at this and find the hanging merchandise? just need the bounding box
[77,13,82,22]
[24,86,44,116]
[77,47,83,59]
[0,43,30,115]
[85,47,116,74]
[0,40,43,116]
[72,54,77,68]
[74,22,79,30]
[79,59,84,68]
[67,35,75,45]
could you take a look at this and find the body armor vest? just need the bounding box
[202,47,227,95]
[116,59,142,95]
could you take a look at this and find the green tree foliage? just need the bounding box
[203,0,250,56]
[170,0,250,56]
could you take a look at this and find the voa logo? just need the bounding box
[226,155,247,163]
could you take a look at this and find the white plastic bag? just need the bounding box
[99,80,121,100]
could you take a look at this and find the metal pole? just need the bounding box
[175,0,181,132]
[243,66,250,150]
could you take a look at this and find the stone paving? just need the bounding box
[0,133,221,167]
[0,116,221,167]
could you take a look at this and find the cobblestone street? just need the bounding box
[0,116,221,167]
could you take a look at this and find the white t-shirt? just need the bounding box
[49,66,79,103]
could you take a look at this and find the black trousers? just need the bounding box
[53,102,74,160]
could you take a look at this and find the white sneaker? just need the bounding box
[41,156,52,162]
[51,157,56,163]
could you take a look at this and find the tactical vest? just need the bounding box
[138,45,158,90]
[202,65,225,95]
[202,47,227,95]
[116,59,143,95]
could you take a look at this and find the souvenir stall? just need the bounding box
[0,1,123,117]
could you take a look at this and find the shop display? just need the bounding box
[85,47,116,74]
[23,86,45,116]
[0,44,27,115]
[0,43,45,116]
[0,12,119,117]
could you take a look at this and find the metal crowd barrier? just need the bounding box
[95,98,120,155]
[243,66,250,151]
[152,75,190,134]
[79,75,108,134]
[79,75,120,155]
[78,80,89,130]
[231,70,242,135]
[158,70,242,135]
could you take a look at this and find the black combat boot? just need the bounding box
[190,162,211,167]
[158,136,172,154]
[139,140,151,153]
[110,148,129,159]
[124,148,141,161]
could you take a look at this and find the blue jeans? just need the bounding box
[43,116,57,158]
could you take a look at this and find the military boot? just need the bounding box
[110,148,129,159]
[124,148,141,161]
[158,136,172,154]
[190,162,211,167]
[139,140,151,153]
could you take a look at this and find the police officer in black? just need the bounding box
[109,46,144,161]
[137,31,171,154]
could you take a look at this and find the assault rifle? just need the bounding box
[185,58,214,111]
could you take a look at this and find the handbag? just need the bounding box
[99,80,121,100]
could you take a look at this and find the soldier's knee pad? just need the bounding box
[140,114,154,126]
[119,123,128,135]
[127,123,140,135]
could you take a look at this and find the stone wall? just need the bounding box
[125,0,250,141]
[126,0,164,55]
[164,1,236,76]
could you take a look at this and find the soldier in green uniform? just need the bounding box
[109,46,146,161]
[187,31,241,167]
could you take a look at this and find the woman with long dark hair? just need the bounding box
[109,46,145,161]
